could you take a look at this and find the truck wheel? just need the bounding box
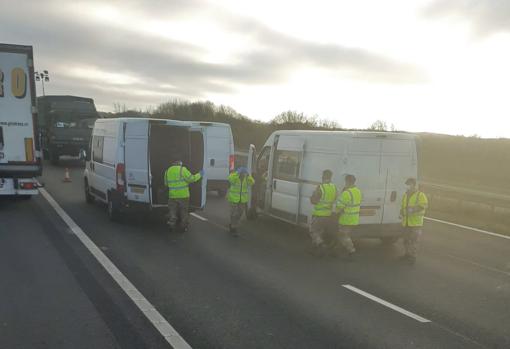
[43,149,49,159]
[84,180,94,204]
[217,189,227,198]
[107,195,122,222]
[49,149,59,165]
[380,237,399,245]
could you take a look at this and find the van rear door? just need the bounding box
[270,135,304,224]
[189,127,206,209]
[124,121,150,204]
[380,137,417,224]
[347,136,385,224]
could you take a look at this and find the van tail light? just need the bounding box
[116,163,126,192]
[229,154,235,171]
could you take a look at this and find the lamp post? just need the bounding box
[34,70,50,96]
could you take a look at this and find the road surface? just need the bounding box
[1,160,509,348]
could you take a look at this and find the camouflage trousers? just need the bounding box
[338,225,356,253]
[402,226,422,258]
[310,216,334,246]
[230,203,247,229]
[168,198,190,229]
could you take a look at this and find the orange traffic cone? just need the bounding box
[62,168,72,183]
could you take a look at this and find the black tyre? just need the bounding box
[380,237,399,245]
[107,195,122,222]
[84,180,94,204]
[217,189,227,198]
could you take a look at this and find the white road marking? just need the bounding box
[190,212,208,221]
[425,217,510,241]
[443,253,510,277]
[39,188,192,349]
[342,284,431,323]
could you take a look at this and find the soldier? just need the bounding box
[336,174,362,261]
[228,167,255,236]
[309,169,337,256]
[165,159,203,232]
[399,178,428,265]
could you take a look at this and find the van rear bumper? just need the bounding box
[351,223,403,238]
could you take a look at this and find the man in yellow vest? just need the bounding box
[400,178,428,265]
[336,174,362,260]
[309,169,337,256]
[165,159,203,232]
[227,166,255,236]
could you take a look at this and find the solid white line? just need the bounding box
[443,253,510,277]
[342,284,431,323]
[190,212,208,221]
[39,188,192,349]
[425,217,510,241]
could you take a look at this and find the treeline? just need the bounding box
[105,99,510,191]
[109,99,346,149]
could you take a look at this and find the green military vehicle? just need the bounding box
[37,95,99,164]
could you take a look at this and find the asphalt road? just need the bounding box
[2,160,510,348]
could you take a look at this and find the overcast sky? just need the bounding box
[2,0,510,137]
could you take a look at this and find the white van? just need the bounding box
[190,122,234,196]
[247,130,418,242]
[83,118,207,220]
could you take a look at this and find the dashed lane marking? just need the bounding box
[190,212,208,221]
[39,188,192,349]
[342,284,431,323]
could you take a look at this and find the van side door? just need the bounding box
[269,135,305,224]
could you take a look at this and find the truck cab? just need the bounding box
[38,95,98,164]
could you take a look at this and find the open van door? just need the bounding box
[270,135,305,224]
[189,128,207,209]
[247,144,256,212]
[125,121,151,204]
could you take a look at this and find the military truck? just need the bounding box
[38,95,99,164]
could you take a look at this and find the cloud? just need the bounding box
[0,0,425,111]
[424,0,510,36]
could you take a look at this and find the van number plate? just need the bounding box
[131,187,145,194]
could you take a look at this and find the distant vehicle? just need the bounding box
[83,118,207,221]
[0,43,41,197]
[190,122,234,197]
[247,130,418,243]
[37,95,99,164]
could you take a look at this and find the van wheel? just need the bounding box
[84,180,94,204]
[107,196,122,222]
[380,237,399,245]
[247,207,258,220]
